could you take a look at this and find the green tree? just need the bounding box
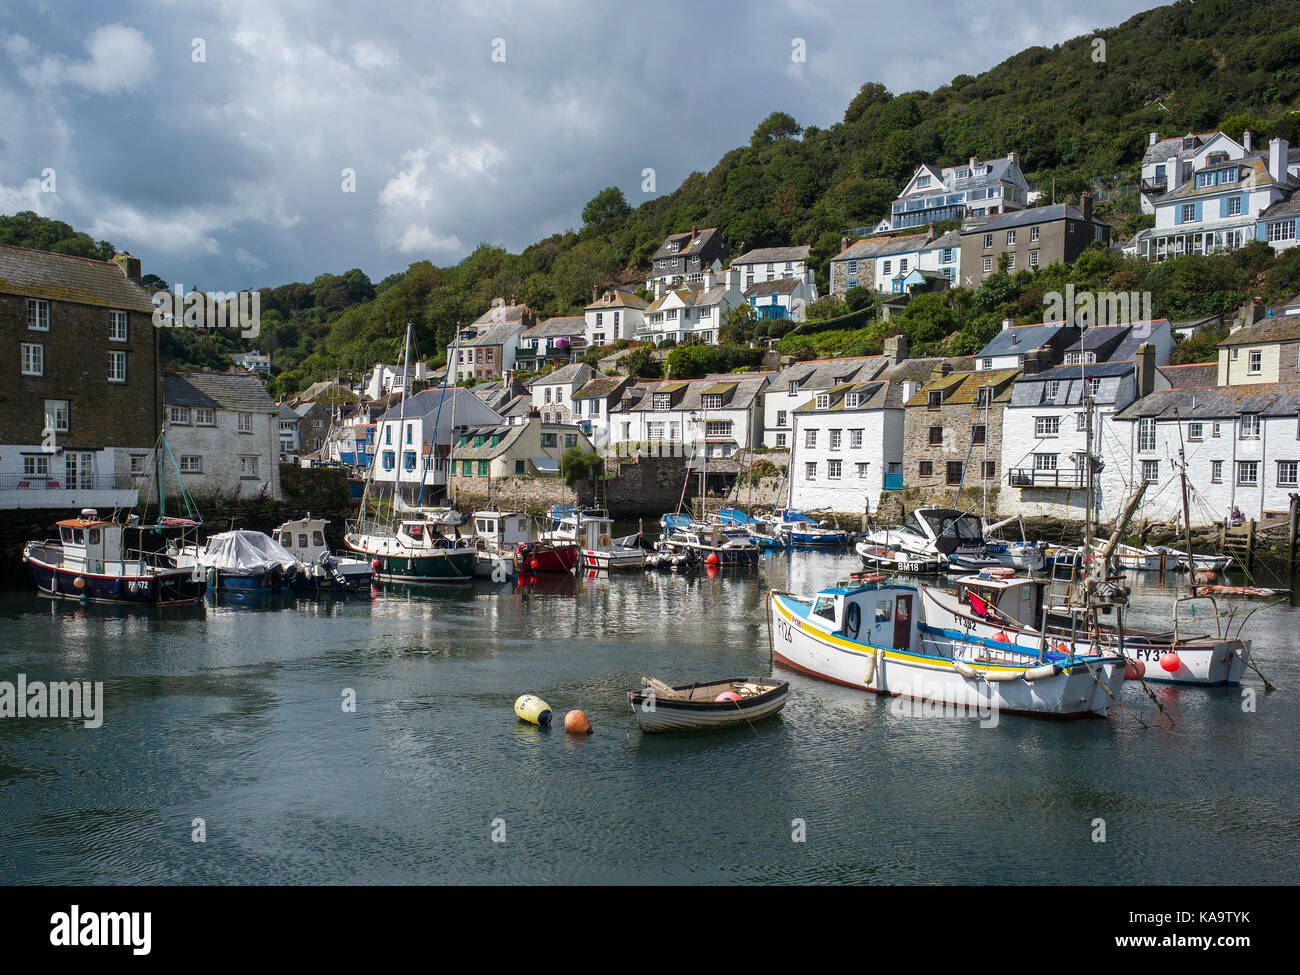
[750,111,802,147]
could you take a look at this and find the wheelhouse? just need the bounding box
[804,581,920,652]
[953,573,1048,628]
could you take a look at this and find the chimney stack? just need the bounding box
[840,236,850,253]
[1080,192,1093,222]
[883,334,910,366]
[1270,137,1288,182]
[1001,318,1013,331]
[1237,301,1265,330]
[592,285,598,304]
[1137,342,1156,397]
[112,251,142,284]
[1243,129,1252,152]
[930,362,952,381]
[969,156,978,172]
[1149,131,1158,147]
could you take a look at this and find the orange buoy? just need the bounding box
[993,631,1010,643]
[1124,658,1146,680]
[1055,642,1069,654]
[564,709,592,734]
[73,576,86,590]
[1159,651,1181,673]
[715,691,741,702]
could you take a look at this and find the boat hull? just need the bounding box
[581,547,645,571]
[628,678,788,732]
[515,542,580,573]
[345,540,477,582]
[24,550,206,605]
[770,592,1125,718]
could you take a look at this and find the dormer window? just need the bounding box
[815,394,830,409]
[927,391,943,410]
[844,393,861,409]
[789,382,799,395]
[653,393,671,411]
[701,394,723,409]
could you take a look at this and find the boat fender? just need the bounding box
[863,647,878,685]
[598,534,611,547]
[981,669,1023,682]
[1124,658,1146,680]
[1023,663,1062,682]
[73,576,86,590]
[514,694,552,726]
[953,659,979,680]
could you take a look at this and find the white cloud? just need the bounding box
[234,247,269,271]
[6,24,154,94]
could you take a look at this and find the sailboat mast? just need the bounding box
[1175,408,1195,583]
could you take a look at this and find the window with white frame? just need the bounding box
[21,343,43,376]
[109,310,128,342]
[815,394,830,409]
[1211,460,1223,483]
[108,350,127,382]
[828,459,842,479]
[776,433,786,447]
[1044,381,1060,402]
[1141,460,1159,483]
[1030,226,1040,242]
[1033,453,1058,471]
[701,394,722,409]
[829,429,842,450]
[1240,413,1260,439]
[981,358,993,370]
[180,455,203,473]
[776,410,788,426]
[653,393,671,411]
[44,399,69,433]
[168,405,191,424]
[1278,460,1299,487]
[1237,460,1259,486]
[238,411,253,433]
[805,461,817,480]
[1138,417,1156,452]
[983,257,993,273]
[844,393,860,409]
[850,429,863,448]
[1035,416,1060,437]
[27,299,50,331]
[805,429,817,448]
[705,420,732,437]
[240,455,259,478]
[1028,250,1039,268]
[1188,422,1203,441]
[1248,349,1262,374]
[1212,421,1221,438]
[1076,412,1087,431]
[23,455,49,477]
[195,407,215,425]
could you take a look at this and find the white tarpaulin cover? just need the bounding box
[199,530,299,572]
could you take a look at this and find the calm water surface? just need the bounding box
[1,551,1296,885]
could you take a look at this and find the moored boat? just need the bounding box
[628,676,788,732]
[774,509,852,547]
[275,516,375,592]
[768,578,1127,717]
[578,514,645,571]
[854,540,946,575]
[24,509,207,605]
[173,529,300,594]
[345,515,477,582]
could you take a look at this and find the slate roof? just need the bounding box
[645,283,731,313]
[1158,362,1219,388]
[295,379,358,405]
[460,321,524,347]
[1141,132,1219,167]
[793,379,894,414]
[976,322,1073,358]
[630,374,768,413]
[833,233,931,262]
[1260,189,1300,222]
[1114,383,1300,421]
[585,289,649,311]
[1025,360,1137,382]
[743,278,801,298]
[961,204,1102,234]
[905,367,1019,407]
[1063,321,1169,361]
[378,386,501,422]
[1159,155,1290,203]
[572,375,634,401]
[165,372,278,413]
[523,315,586,337]
[471,301,531,326]
[527,362,597,388]
[898,154,1027,198]
[1219,313,1300,347]
[729,245,811,266]
[877,355,974,385]
[0,245,157,313]
[651,227,722,261]
[773,355,887,390]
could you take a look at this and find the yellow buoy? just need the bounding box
[514,694,552,725]
[564,709,592,734]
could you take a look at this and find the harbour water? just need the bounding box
[1,550,1297,885]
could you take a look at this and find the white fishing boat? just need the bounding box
[853,540,946,575]
[862,507,1002,573]
[1089,540,1168,572]
[1150,546,1233,572]
[274,516,375,592]
[919,569,1251,686]
[578,515,644,571]
[982,516,1046,572]
[768,578,1127,718]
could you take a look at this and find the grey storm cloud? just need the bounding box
[1,0,1154,291]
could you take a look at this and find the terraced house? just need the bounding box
[449,414,592,491]
[647,227,728,287]
[902,360,1017,501]
[622,374,769,457]
[1217,307,1300,385]
[959,198,1109,286]
[584,288,648,347]
[0,245,160,511]
[881,153,1031,232]
[163,371,281,500]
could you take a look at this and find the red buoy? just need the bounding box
[372,559,380,569]
[530,558,539,569]
[993,631,1010,643]
[1160,651,1181,673]
[706,552,719,565]
[1124,658,1146,680]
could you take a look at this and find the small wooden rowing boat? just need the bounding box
[1194,584,1287,599]
[628,676,788,733]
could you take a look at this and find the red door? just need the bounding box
[893,595,912,650]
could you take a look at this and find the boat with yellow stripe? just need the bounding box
[767,577,1127,719]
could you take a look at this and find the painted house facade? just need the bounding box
[884,153,1031,232]
[570,375,636,445]
[727,245,818,296]
[647,227,728,287]
[973,321,1078,373]
[641,269,743,345]
[584,289,647,347]
[762,349,895,448]
[621,374,769,457]
[828,233,930,298]
[1217,309,1300,385]
[1112,383,1300,526]
[449,298,535,383]
[529,362,599,424]
[959,199,1110,286]
[517,316,585,371]
[163,371,282,500]
[371,387,504,501]
[449,415,593,490]
[1,246,160,511]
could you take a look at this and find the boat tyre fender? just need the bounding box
[1023,663,1063,682]
[845,601,861,640]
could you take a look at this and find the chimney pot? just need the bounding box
[111,251,142,284]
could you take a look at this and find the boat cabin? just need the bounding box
[276,517,330,562]
[581,516,617,551]
[57,511,129,575]
[952,571,1048,628]
[805,580,920,652]
[472,511,531,546]
[397,518,460,549]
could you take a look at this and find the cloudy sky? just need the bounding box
[1,0,1157,291]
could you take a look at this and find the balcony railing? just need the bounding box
[0,473,141,492]
[1007,467,1086,489]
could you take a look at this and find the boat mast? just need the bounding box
[1175,407,1196,585]
[395,322,412,514]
